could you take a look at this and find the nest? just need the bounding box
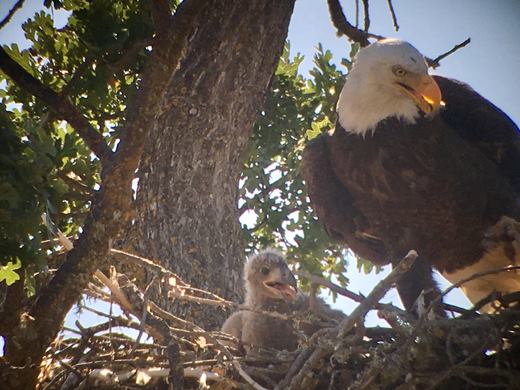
[37,250,520,390]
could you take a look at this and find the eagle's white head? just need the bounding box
[337,39,442,136]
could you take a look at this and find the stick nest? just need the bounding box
[37,250,520,390]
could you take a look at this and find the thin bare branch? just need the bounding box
[337,250,418,339]
[361,0,370,31]
[295,269,365,303]
[0,0,25,30]
[440,265,520,303]
[327,0,384,47]
[428,38,471,68]
[386,0,399,30]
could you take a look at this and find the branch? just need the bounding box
[287,347,329,390]
[361,0,369,31]
[327,0,467,70]
[327,0,384,47]
[295,269,367,304]
[337,250,418,339]
[386,0,399,31]
[444,265,520,299]
[0,47,112,162]
[0,0,25,30]
[427,38,471,68]
[1,0,207,387]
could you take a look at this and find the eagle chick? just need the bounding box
[221,249,344,351]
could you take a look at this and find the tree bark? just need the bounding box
[130,0,295,330]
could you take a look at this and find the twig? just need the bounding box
[93,270,133,313]
[354,0,359,27]
[386,0,399,30]
[337,250,417,339]
[0,0,25,30]
[437,265,520,307]
[130,275,157,354]
[326,0,383,46]
[110,249,189,287]
[111,272,267,389]
[426,339,497,390]
[428,38,471,68]
[361,0,370,31]
[295,269,366,304]
[275,346,316,390]
[287,347,329,390]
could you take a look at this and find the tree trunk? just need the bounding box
[130,0,295,330]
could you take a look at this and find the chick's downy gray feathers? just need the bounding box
[221,249,344,351]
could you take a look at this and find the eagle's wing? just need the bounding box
[301,132,388,265]
[220,311,243,346]
[301,132,445,316]
[435,75,520,193]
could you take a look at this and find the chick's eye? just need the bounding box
[393,66,407,77]
[260,267,270,275]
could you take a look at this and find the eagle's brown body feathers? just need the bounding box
[302,75,520,312]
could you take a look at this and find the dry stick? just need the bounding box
[275,346,316,390]
[287,347,330,390]
[427,265,520,314]
[0,0,25,30]
[111,249,294,320]
[281,252,418,389]
[112,273,267,390]
[425,338,497,390]
[110,249,188,287]
[361,0,370,31]
[131,275,157,355]
[93,270,133,313]
[386,0,399,31]
[295,269,365,303]
[167,343,184,390]
[327,0,469,70]
[326,0,383,46]
[428,38,471,68]
[295,269,412,322]
[337,250,418,339]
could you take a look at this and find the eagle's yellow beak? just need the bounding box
[397,74,443,114]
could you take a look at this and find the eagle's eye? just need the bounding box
[392,65,407,77]
[260,266,270,275]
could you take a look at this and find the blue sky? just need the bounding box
[1,0,519,327]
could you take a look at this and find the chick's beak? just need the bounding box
[397,74,443,114]
[263,268,297,300]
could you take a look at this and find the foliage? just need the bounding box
[240,43,365,289]
[1,2,367,292]
[0,0,153,285]
[0,258,21,285]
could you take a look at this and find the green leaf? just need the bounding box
[0,259,22,286]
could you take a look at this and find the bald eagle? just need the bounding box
[301,39,520,313]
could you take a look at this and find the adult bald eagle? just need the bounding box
[301,39,520,313]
